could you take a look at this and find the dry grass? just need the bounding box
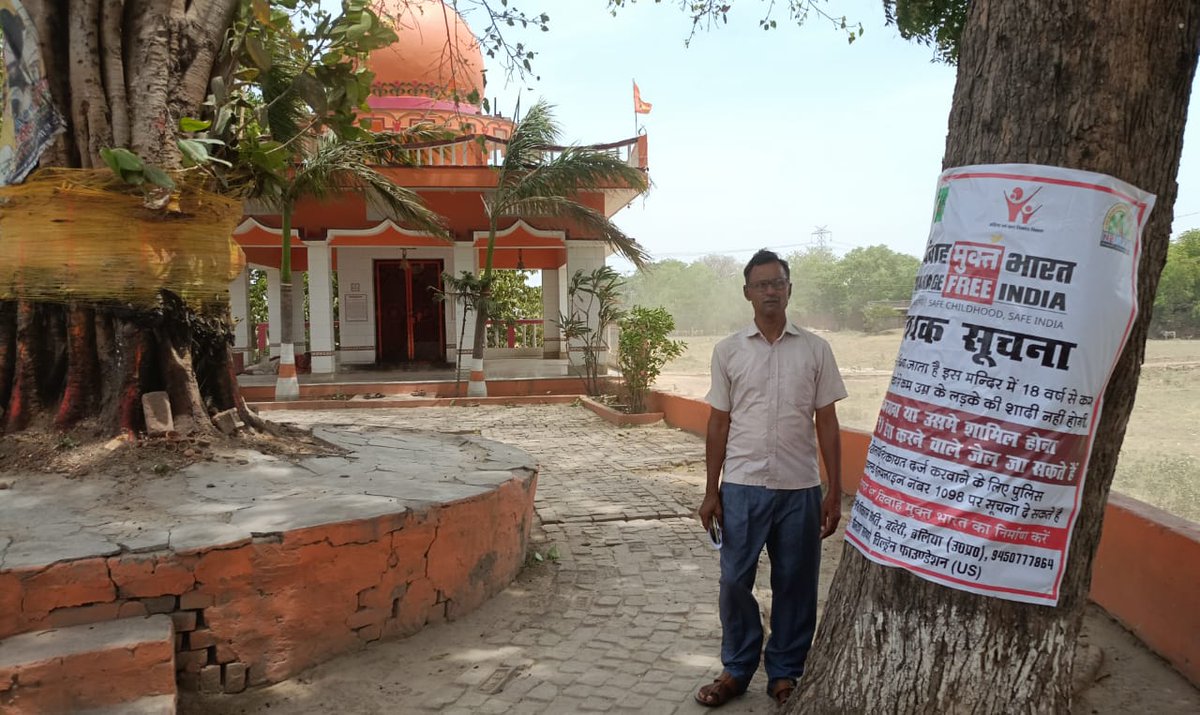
[660,332,1200,523]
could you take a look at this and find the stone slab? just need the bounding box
[76,693,177,714]
[0,615,173,668]
[0,426,536,570]
[0,615,176,714]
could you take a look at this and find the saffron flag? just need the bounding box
[633,82,652,114]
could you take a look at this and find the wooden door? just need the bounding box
[374,259,444,364]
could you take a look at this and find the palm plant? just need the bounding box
[261,133,450,399]
[240,11,450,401]
[468,99,651,396]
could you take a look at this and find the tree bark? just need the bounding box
[2,0,248,437]
[789,2,1200,712]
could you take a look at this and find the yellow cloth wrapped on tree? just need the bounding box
[0,169,245,308]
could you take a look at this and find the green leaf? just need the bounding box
[143,165,176,190]
[178,138,210,166]
[179,117,212,132]
[245,35,273,72]
[100,147,144,173]
[99,147,123,176]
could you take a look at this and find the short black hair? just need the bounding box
[743,249,790,283]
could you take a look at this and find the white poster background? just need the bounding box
[846,164,1155,606]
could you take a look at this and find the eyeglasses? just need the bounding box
[746,278,789,292]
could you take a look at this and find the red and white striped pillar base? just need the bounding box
[274,343,300,401]
[466,357,488,397]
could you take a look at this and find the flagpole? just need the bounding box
[632,79,639,136]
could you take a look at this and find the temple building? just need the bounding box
[229,0,648,375]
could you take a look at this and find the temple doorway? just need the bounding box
[374,258,445,364]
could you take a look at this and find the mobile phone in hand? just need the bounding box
[707,521,722,550]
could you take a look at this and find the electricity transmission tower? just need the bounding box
[812,225,832,249]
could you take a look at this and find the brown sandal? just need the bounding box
[768,678,797,706]
[695,672,748,708]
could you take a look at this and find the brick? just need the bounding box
[170,610,198,632]
[48,602,121,628]
[215,642,238,664]
[108,556,195,598]
[175,649,210,674]
[188,628,217,650]
[118,600,149,619]
[22,559,116,617]
[199,664,223,693]
[177,671,200,691]
[355,623,383,642]
[0,572,23,638]
[179,591,214,610]
[212,408,238,435]
[223,662,248,694]
[141,596,177,614]
[193,547,253,590]
[345,608,386,630]
[142,391,173,436]
[357,586,382,610]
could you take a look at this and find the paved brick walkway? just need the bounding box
[182,403,1200,715]
[184,404,787,713]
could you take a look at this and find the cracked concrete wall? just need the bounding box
[0,471,537,692]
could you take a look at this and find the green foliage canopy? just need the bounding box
[624,245,921,334]
[1153,229,1200,334]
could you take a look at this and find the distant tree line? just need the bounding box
[622,246,921,334]
[1152,229,1200,337]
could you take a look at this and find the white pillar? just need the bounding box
[564,242,607,374]
[451,242,478,367]
[266,267,282,359]
[229,267,251,370]
[292,272,308,360]
[305,241,336,374]
[541,267,561,359]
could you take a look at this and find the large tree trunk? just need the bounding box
[2,0,244,437]
[790,1,1200,712]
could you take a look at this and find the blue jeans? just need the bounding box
[719,482,822,684]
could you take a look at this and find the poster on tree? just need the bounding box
[0,0,65,185]
[845,164,1155,606]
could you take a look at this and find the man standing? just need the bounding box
[695,249,847,708]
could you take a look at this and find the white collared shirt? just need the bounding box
[706,321,848,489]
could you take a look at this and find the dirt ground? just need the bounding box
[0,419,339,484]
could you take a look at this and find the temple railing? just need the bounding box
[386,134,646,170]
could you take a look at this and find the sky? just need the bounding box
[454,0,1200,274]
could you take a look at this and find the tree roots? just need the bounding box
[0,292,261,437]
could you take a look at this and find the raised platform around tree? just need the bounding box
[0,425,538,701]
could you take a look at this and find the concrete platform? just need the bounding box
[0,426,538,692]
[0,615,175,714]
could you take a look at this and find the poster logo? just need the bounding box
[942,241,1006,305]
[933,185,950,223]
[1005,186,1042,224]
[1099,203,1134,254]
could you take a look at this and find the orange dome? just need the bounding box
[367,0,486,107]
